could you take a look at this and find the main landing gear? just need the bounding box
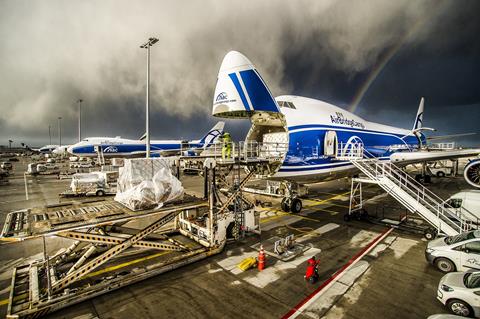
[281,196,303,214]
[280,181,303,214]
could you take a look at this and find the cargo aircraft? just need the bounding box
[67,122,225,158]
[211,51,480,213]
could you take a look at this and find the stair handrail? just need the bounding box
[354,148,479,232]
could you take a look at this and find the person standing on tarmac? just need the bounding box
[221,132,232,159]
[305,256,320,284]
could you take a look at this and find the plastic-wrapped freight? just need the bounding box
[114,158,183,211]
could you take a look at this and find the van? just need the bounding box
[444,190,480,221]
[426,230,480,273]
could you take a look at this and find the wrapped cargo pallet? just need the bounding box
[114,158,183,211]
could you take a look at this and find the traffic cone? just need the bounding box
[258,245,266,271]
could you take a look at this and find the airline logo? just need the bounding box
[103,145,119,153]
[216,92,228,102]
[330,112,365,129]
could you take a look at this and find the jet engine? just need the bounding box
[464,159,480,188]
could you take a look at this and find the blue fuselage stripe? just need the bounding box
[279,126,421,173]
[228,73,251,111]
[239,69,278,112]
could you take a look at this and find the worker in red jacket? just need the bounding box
[305,256,320,284]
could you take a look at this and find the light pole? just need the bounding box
[48,125,52,145]
[77,99,83,142]
[140,37,159,158]
[58,117,62,147]
[8,139,13,149]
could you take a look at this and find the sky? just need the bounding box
[0,0,479,147]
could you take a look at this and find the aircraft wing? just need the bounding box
[390,148,480,165]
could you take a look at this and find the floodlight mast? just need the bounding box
[58,117,62,147]
[140,37,159,158]
[77,99,83,142]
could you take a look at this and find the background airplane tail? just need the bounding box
[412,97,424,131]
[199,121,225,148]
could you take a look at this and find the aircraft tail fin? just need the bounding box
[412,97,424,131]
[212,51,280,118]
[199,121,225,148]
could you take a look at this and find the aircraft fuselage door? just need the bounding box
[324,131,337,157]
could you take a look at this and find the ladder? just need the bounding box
[95,146,105,165]
[349,157,479,236]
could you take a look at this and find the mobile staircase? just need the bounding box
[337,142,480,238]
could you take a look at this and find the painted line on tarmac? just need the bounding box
[282,225,395,319]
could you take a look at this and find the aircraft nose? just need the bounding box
[67,145,75,154]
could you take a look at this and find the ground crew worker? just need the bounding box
[304,256,320,284]
[222,132,232,159]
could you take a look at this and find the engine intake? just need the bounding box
[464,159,480,188]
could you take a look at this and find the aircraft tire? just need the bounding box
[291,198,302,214]
[281,198,290,212]
[436,171,446,178]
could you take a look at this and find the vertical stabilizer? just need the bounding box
[413,97,424,131]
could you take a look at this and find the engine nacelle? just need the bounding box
[464,159,480,188]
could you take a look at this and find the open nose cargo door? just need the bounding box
[212,51,289,177]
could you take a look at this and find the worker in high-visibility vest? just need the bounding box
[222,132,232,159]
[304,256,320,284]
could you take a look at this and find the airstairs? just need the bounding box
[339,142,479,237]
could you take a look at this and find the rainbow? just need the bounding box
[348,17,427,114]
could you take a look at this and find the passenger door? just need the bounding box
[460,240,480,271]
[324,131,337,157]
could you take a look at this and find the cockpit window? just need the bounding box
[277,101,296,109]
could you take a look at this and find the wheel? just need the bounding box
[437,171,446,178]
[281,198,290,212]
[447,299,473,317]
[415,174,423,182]
[96,190,105,197]
[424,228,437,240]
[291,198,302,214]
[343,214,351,222]
[435,257,456,273]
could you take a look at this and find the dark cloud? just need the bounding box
[0,0,478,148]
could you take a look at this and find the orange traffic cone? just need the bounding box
[258,245,266,271]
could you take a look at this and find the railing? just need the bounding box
[185,141,288,162]
[430,142,456,150]
[336,142,364,160]
[351,147,479,235]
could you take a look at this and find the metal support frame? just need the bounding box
[58,231,185,251]
[348,178,363,216]
[51,209,182,293]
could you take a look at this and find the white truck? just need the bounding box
[428,160,455,177]
[64,171,118,197]
[444,190,480,221]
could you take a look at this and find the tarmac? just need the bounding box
[0,156,471,318]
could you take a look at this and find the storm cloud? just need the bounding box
[0,0,478,146]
